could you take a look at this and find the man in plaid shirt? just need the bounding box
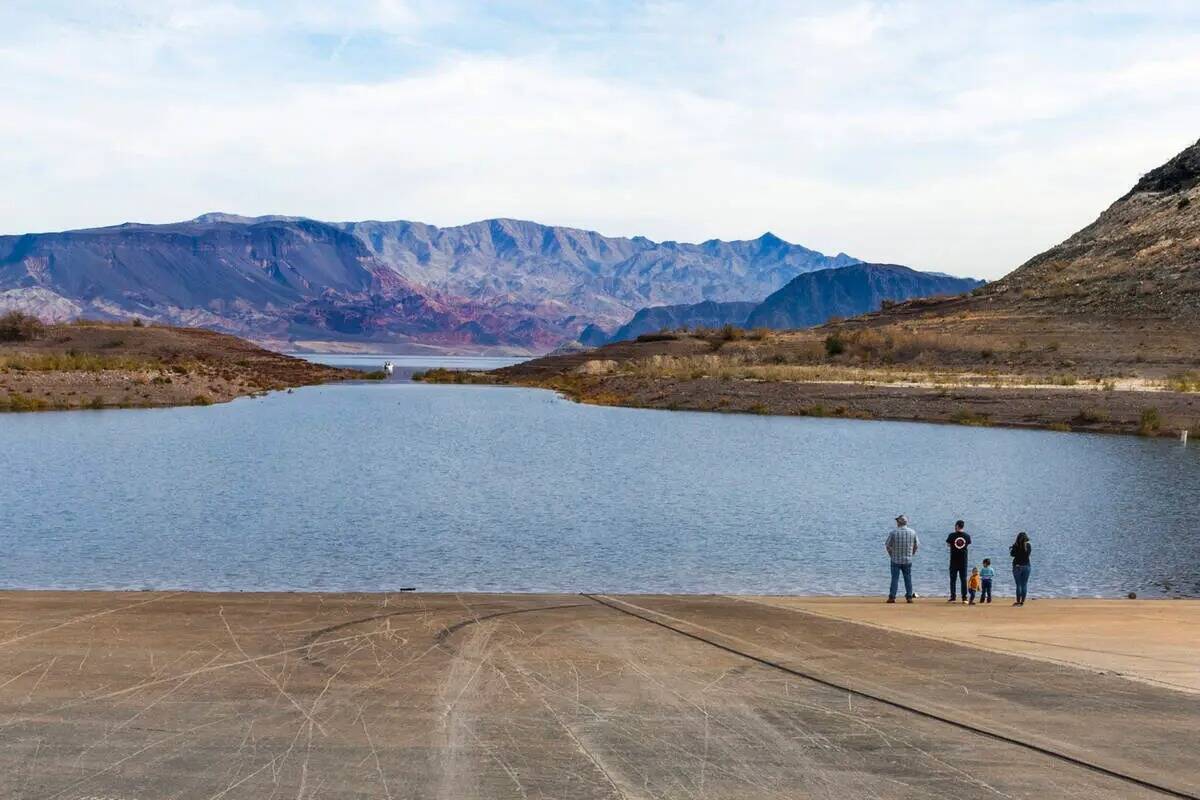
[886,514,920,603]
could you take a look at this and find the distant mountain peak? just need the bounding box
[745,263,984,330]
[191,212,308,225]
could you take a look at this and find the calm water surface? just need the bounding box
[297,353,525,381]
[2,373,1198,596]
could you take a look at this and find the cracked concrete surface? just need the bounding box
[0,592,1196,799]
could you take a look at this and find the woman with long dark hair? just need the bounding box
[1010,531,1032,606]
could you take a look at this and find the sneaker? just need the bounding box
[947,598,957,602]
[886,598,896,603]
[906,598,914,603]
[969,600,975,605]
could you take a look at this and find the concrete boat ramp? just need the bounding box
[1,591,1197,799]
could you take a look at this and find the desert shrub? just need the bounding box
[719,324,744,341]
[1139,407,1162,436]
[190,394,214,406]
[1073,407,1108,425]
[815,327,972,365]
[412,368,493,384]
[1164,372,1200,392]
[576,359,617,376]
[952,408,991,426]
[4,393,46,411]
[130,317,145,327]
[747,327,772,341]
[87,396,106,409]
[0,353,153,372]
[635,331,679,343]
[360,370,389,380]
[0,311,45,342]
[1179,197,1191,210]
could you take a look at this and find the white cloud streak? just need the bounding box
[2,1,1199,278]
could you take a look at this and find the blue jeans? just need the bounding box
[980,578,993,603]
[889,563,913,600]
[1013,564,1031,603]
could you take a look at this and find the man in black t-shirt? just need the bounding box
[946,520,971,602]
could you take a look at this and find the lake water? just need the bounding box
[298,353,527,381]
[2,366,1198,597]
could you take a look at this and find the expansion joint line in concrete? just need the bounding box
[581,593,1198,800]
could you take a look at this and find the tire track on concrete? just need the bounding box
[0,592,182,650]
[583,593,1198,800]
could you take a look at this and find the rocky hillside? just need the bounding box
[594,264,981,344]
[337,221,858,317]
[0,319,351,412]
[605,301,758,343]
[0,216,861,352]
[745,264,983,330]
[982,137,1200,316]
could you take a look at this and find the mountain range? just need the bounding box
[0,211,991,353]
[595,264,982,344]
[0,216,872,352]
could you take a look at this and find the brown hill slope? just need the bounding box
[982,136,1200,316]
[0,320,351,411]
[807,136,1200,372]
[471,137,1200,435]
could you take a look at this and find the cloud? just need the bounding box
[2,1,1200,278]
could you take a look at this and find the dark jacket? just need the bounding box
[1010,538,1032,567]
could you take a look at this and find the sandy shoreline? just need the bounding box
[739,595,1200,693]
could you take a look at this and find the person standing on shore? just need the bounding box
[1010,531,1033,606]
[886,514,919,603]
[946,520,972,603]
[967,567,981,605]
[979,559,995,603]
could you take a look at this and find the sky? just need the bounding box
[3,2,1200,279]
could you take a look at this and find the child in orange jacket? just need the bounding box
[967,566,982,605]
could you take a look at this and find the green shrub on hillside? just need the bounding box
[0,311,45,342]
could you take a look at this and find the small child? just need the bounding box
[967,566,981,605]
[979,559,995,604]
